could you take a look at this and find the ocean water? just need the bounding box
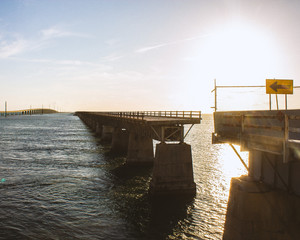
[0,113,247,240]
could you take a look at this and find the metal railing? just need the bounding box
[100,111,201,120]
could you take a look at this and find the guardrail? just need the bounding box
[213,110,300,162]
[100,111,201,120]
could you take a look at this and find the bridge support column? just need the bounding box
[223,149,300,239]
[149,143,196,195]
[111,128,129,154]
[101,125,114,143]
[248,150,297,193]
[223,176,300,240]
[126,132,154,165]
[96,122,103,136]
[89,120,96,131]
[84,117,94,130]
[90,120,96,130]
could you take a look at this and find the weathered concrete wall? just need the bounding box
[111,128,129,154]
[126,132,154,165]
[223,176,300,240]
[149,143,196,195]
[249,150,300,195]
[96,122,103,136]
[101,125,114,143]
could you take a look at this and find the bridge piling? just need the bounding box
[150,143,196,195]
[96,122,103,136]
[101,126,114,143]
[126,132,154,165]
[111,128,129,154]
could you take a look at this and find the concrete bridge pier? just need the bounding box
[87,119,95,130]
[89,119,99,132]
[88,119,95,130]
[101,125,114,143]
[81,116,94,130]
[95,122,103,136]
[111,128,129,154]
[223,151,300,240]
[149,143,196,196]
[126,132,154,165]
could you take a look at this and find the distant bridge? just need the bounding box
[76,111,201,196]
[0,108,57,117]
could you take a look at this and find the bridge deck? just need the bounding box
[79,111,201,125]
[76,111,201,142]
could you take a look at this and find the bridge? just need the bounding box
[213,109,300,239]
[75,111,201,196]
[0,108,57,117]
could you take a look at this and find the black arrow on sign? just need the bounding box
[270,81,291,92]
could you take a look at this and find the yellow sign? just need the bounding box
[266,79,293,94]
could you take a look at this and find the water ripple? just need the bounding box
[0,114,246,239]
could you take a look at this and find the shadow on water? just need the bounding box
[107,161,195,240]
[147,195,195,240]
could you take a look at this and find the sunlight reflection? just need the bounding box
[218,144,248,180]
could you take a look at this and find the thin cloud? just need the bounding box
[136,43,170,53]
[101,53,123,62]
[41,27,71,39]
[40,26,91,39]
[105,39,120,47]
[0,37,28,58]
[136,34,210,53]
[0,26,91,59]
[13,57,110,69]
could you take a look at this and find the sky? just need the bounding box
[1,0,300,112]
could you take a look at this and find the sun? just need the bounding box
[182,19,287,111]
[205,20,284,83]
